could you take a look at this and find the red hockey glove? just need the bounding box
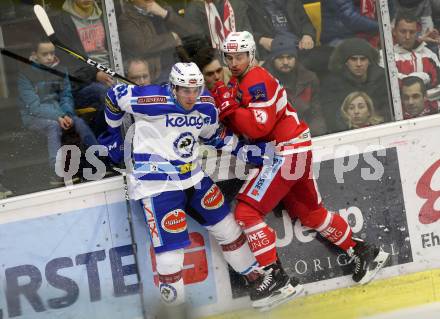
[212,81,239,121]
[228,78,239,96]
[211,81,227,105]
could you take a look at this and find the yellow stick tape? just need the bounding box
[205,269,440,319]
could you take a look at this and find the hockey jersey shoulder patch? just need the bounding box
[248,82,268,102]
[132,85,169,105]
[136,96,168,104]
[253,109,268,124]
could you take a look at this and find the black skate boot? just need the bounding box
[349,238,390,285]
[250,262,303,311]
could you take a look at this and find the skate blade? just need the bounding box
[358,250,390,285]
[252,283,304,311]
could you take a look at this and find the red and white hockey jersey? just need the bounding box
[382,42,440,88]
[224,66,310,154]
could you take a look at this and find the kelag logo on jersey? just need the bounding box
[165,114,209,129]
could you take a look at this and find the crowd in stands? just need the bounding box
[2,0,440,197]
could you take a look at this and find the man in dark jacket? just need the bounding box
[262,34,327,136]
[321,38,392,132]
[321,0,379,46]
[244,0,316,59]
[52,0,113,135]
[118,0,199,83]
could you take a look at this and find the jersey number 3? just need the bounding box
[116,85,128,99]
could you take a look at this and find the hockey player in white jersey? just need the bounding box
[102,62,278,317]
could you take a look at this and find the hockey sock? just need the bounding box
[156,249,185,306]
[314,209,356,251]
[235,202,277,267]
[207,214,258,275]
[158,272,184,306]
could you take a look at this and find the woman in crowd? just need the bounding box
[340,91,384,129]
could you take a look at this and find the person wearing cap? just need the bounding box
[321,37,392,132]
[262,34,327,136]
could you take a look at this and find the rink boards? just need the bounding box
[0,114,439,319]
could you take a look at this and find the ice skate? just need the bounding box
[349,238,390,285]
[250,263,304,311]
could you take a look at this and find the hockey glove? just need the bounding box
[232,141,275,167]
[97,127,124,164]
[212,81,240,121]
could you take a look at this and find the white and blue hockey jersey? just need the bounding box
[105,83,238,199]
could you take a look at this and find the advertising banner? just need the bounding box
[383,126,440,270]
[0,199,143,319]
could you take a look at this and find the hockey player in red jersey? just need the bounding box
[212,31,390,310]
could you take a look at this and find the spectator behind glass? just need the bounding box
[17,38,98,186]
[52,0,113,136]
[262,34,327,136]
[379,11,440,88]
[321,0,379,47]
[184,0,253,50]
[431,0,440,30]
[321,38,391,133]
[125,58,153,86]
[244,0,316,59]
[392,0,437,37]
[118,0,199,83]
[401,76,440,118]
[192,47,230,90]
[340,91,384,129]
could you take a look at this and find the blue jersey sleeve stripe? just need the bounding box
[105,107,124,121]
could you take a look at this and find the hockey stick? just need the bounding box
[33,5,146,317]
[0,48,85,84]
[33,5,134,86]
